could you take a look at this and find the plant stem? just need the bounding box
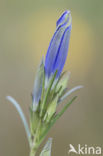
[29,119,41,156]
[30,146,37,156]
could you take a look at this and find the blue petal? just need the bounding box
[45,11,72,79]
[52,26,71,77]
[45,25,66,78]
[56,10,70,28]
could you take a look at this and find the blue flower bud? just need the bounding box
[45,11,72,80]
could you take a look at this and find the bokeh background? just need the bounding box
[0,0,103,156]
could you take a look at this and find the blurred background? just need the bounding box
[0,0,103,156]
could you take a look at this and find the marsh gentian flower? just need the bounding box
[45,11,72,81]
[6,11,83,156]
[32,11,72,110]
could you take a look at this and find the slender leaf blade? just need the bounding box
[59,85,83,103]
[6,96,30,144]
[40,96,77,143]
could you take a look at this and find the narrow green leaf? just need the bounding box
[55,73,70,96]
[53,96,77,123]
[29,107,39,135]
[41,65,45,103]
[40,96,77,143]
[43,95,58,123]
[32,58,44,111]
[40,138,52,156]
[59,85,83,103]
[40,71,57,117]
[6,96,30,144]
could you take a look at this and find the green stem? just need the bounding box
[29,119,42,156]
[29,139,39,156]
[30,146,37,156]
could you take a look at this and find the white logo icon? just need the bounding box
[68,144,102,155]
[68,144,78,154]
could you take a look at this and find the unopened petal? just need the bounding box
[45,11,72,79]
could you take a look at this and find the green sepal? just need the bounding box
[40,71,57,117]
[39,96,77,144]
[29,107,39,136]
[52,96,77,123]
[32,58,44,111]
[56,72,70,98]
[43,96,58,123]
